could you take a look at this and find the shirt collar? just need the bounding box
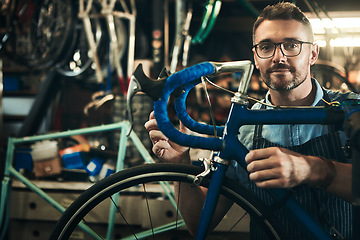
[264,78,324,107]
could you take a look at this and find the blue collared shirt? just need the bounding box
[227,79,359,181]
[238,79,359,149]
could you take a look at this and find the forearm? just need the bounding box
[174,182,233,236]
[173,153,233,236]
[174,181,207,236]
[327,161,352,203]
[307,156,352,202]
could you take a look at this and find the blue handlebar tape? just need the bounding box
[175,79,225,136]
[154,62,223,150]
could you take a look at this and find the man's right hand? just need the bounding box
[144,111,190,163]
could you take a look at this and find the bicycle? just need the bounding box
[311,60,358,94]
[0,0,75,70]
[50,60,360,239]
[1,0,134,89]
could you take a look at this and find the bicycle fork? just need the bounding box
[194,156,230,240]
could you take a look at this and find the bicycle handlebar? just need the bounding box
[154,62,223,150]
[128,60,360,151]
[127,60,253,150]
[174,79,225,136]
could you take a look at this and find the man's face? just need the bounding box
[253,19,318,92]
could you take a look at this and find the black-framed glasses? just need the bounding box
[253,40,313,59]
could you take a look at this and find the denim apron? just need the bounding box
[249,93,352,240]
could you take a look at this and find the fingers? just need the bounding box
[246,149,272,174]
[246,148,281,186]
[248,167,281,181]
[149,129,168,145]
[144,111,158,131]
[144,118,158,132]
[152,139,170,158]
[149,110,155,120]
[248,163,291,188]
[245,147,307,188]
[146,111,191,135]
[145,111,168,146]
[247,158,278,173]
[246,155,284,188]
[253,178,287,188]
[245,148,273,164]
[145,111,190,163]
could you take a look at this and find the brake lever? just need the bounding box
[126,64,169,136]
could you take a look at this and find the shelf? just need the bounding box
[12,179,93,191]
[12,179,167,193]
[3,90,37,96]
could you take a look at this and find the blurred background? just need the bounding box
[1,0,360,239]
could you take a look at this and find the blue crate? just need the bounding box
[15,148,33,172]
[62,152,86,170]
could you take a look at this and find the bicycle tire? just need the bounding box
[56,2,128,81]
[50,163,284,240]
[311,62,358,93]
[3,0,75,70]
[55,1,106,79]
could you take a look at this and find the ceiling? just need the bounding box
[136,0,360,35]
[135,0,360,61]
[211,0,360,32]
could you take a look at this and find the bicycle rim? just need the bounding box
[4,0,75,69]
[50,163,283,240]
[56,2,128,81]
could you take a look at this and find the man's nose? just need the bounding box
[272,45,287,62]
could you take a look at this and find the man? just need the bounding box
[145,2,357,239]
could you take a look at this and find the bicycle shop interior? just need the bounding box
[1,0,360,239]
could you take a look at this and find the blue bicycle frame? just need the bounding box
[129,60,359,239]
[197,104,338,240]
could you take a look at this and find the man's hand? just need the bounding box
[144,111,190,163]
[245,147,326,188]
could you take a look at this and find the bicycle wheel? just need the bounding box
[3,0,75,69]
[56,2,128,81]
[50,163,283,240]
[311,61,358,93]
[55,6,106,79]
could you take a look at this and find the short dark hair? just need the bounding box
[252,2,314,43]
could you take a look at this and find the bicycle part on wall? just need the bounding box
[76,0,136,93]
[169,0,192,73]
[0,0,11,14]
[191,0,221,45]
[2,0,75,70]
[168,0,223,73]
[56,1,128,84]
[0,0,16,49]
[311,60,358,93]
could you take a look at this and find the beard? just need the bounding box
[260,63,307,92]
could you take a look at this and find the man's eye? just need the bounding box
[259,44,272,51]
[284,42,299,49]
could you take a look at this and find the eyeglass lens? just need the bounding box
[256,41,302,58]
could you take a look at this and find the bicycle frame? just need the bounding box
[129,60,359,239]
[197,104,343,240]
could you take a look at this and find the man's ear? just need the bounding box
[309,43,319,65]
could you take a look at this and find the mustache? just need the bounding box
[266,64,295,73]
